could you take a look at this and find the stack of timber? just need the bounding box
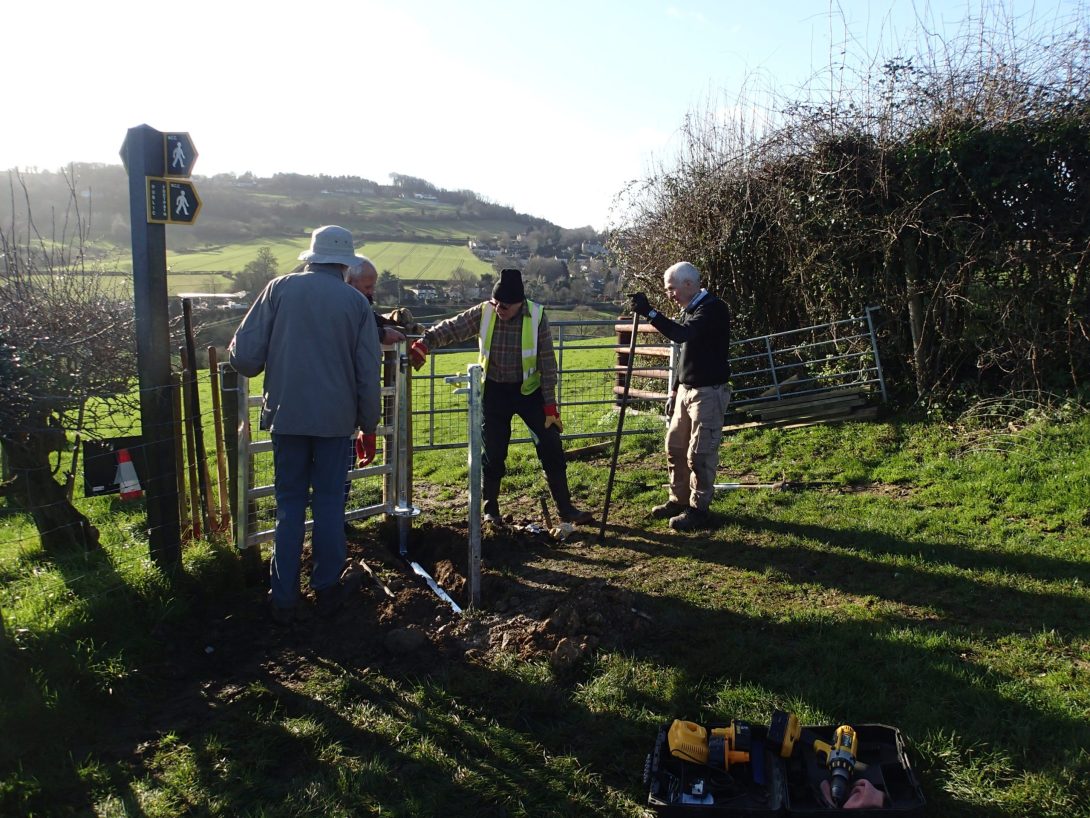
[612,320,671,402]
[724,385,877,431]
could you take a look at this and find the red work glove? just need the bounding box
[543,403,563,433]
[409,339,429,370]
[355,433,377,467]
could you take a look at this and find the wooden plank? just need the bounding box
[758,401,866,423]
[564,442,609,460]
[748,394,865,421]
[758,373,807,398]
[613,345,671,357]
[614,366,670,379]
[723,405,878,433]
[613,386,669,401]
[741,384,870,411]
[614,321,662,334]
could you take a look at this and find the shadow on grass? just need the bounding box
[6,503,1088,818]
[707,512,1090,638]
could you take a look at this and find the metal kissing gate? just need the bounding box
[222,346,405,551]
[220,344,484,609]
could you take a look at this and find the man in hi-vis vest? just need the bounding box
[410,268,594,526]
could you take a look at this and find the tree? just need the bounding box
[614,8,1090,400]
[448,266,478,302]
[523,257,568,286]
[376,270,400,304]
[492,254,522,273]
[231,246,279,298]
[0,170,138,550]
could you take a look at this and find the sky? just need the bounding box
[4,0,1084,230]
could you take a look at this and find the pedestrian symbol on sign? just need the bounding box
[163,133,198,177]
[171,140,186,169]
[175,188,191,217]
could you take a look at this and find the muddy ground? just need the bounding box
[167,506,655,697]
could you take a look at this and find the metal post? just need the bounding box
[556,323,565,409]
[428,349,437,447]
[668,340,678,414]
[392,350,420,556]
[233,372,252,552]
[764,335,781,399]
[467,365,482,607]
[381,348,397,516]
[598,313,640,542]
[864,306,888,403]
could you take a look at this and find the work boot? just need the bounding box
[651,500,685,519]
[483,478,503,525]
[669,507,710,531]
[270,604,295,626]
[483,479,503,525]
[546,472,594,525]
[315,561,365,618]
[558,504,594,525]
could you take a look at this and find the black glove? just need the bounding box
[666,392,676,418]
[631,292,653,317]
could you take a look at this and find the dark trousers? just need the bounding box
[270,434,347,609]
[483,381,570,508]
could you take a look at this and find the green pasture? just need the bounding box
[168,237,307,275]
[3,400,1090,816]
[166,237,492,281]
[359,240,493,279]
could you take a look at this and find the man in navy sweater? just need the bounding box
[631,262,732,530]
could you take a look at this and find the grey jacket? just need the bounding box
[228,265,381,436]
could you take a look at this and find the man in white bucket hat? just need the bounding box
[230,225,381,623]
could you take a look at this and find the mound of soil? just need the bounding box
[350,518,651,670]
[170,516,652,695]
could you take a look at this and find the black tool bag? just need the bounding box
[644,721,925,817]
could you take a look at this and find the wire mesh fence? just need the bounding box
[2,308,885,630]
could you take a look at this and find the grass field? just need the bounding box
[3,389,1089,816]
[167,237,493,280]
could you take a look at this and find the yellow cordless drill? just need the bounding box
[813,725,859,806]
[667,719,752,771]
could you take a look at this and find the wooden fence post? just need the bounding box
[208,346,231,531]
[179,346,202,542]
[171,372,190,541]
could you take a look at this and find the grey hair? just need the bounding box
[664,261,701,287]
[346,256,378,283]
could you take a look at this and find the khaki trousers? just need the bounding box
[666,383,731,512]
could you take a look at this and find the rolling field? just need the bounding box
[359,240,493,278]
[168,238,307,275]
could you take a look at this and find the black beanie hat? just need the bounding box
[492,268,525,303]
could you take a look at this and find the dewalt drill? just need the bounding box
[667,719,752,771]
[813,725,859,806]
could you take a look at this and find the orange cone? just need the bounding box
[114,448,143,500]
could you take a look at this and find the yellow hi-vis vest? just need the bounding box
[478,300,544,395]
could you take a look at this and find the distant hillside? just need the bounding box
[0,164,603,267]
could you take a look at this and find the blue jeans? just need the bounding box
[270,434,348,609]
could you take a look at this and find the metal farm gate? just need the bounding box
[222,309,887,548]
